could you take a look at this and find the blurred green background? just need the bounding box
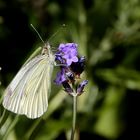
[0,0,140,140]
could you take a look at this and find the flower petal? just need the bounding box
[54,68,66,85]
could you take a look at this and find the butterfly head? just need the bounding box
[41,42,51,55]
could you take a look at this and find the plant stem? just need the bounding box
[70,95,77,140]
[2,115,19,140]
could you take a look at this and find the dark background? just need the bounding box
[0,0,140,140]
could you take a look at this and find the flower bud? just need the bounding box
[76,80,88,95]
[62,81,73,95]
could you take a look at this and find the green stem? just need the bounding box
[70,95,77,140]
[2,115,19,140]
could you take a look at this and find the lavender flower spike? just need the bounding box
[54,42,88,96]
[54,42,88,140]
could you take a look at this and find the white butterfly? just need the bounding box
[3,41,55,119]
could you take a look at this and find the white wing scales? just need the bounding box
[3,54,54,119]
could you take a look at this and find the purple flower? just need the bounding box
[54,42,88,96]
[54,68,75,85]
[55,43,78,66]
[54,68,67,85]
[76,80,88,95]
[70,56,85,76]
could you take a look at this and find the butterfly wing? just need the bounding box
[3,54,54,119]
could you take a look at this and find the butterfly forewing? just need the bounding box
[3,47,54,119]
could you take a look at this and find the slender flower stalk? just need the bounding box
[71,95,77,140]
[54,43,88,140]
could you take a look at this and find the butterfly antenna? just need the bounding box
[30,24,45,44]
[48,24,66,42]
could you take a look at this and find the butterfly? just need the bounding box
[3,26,55,119]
